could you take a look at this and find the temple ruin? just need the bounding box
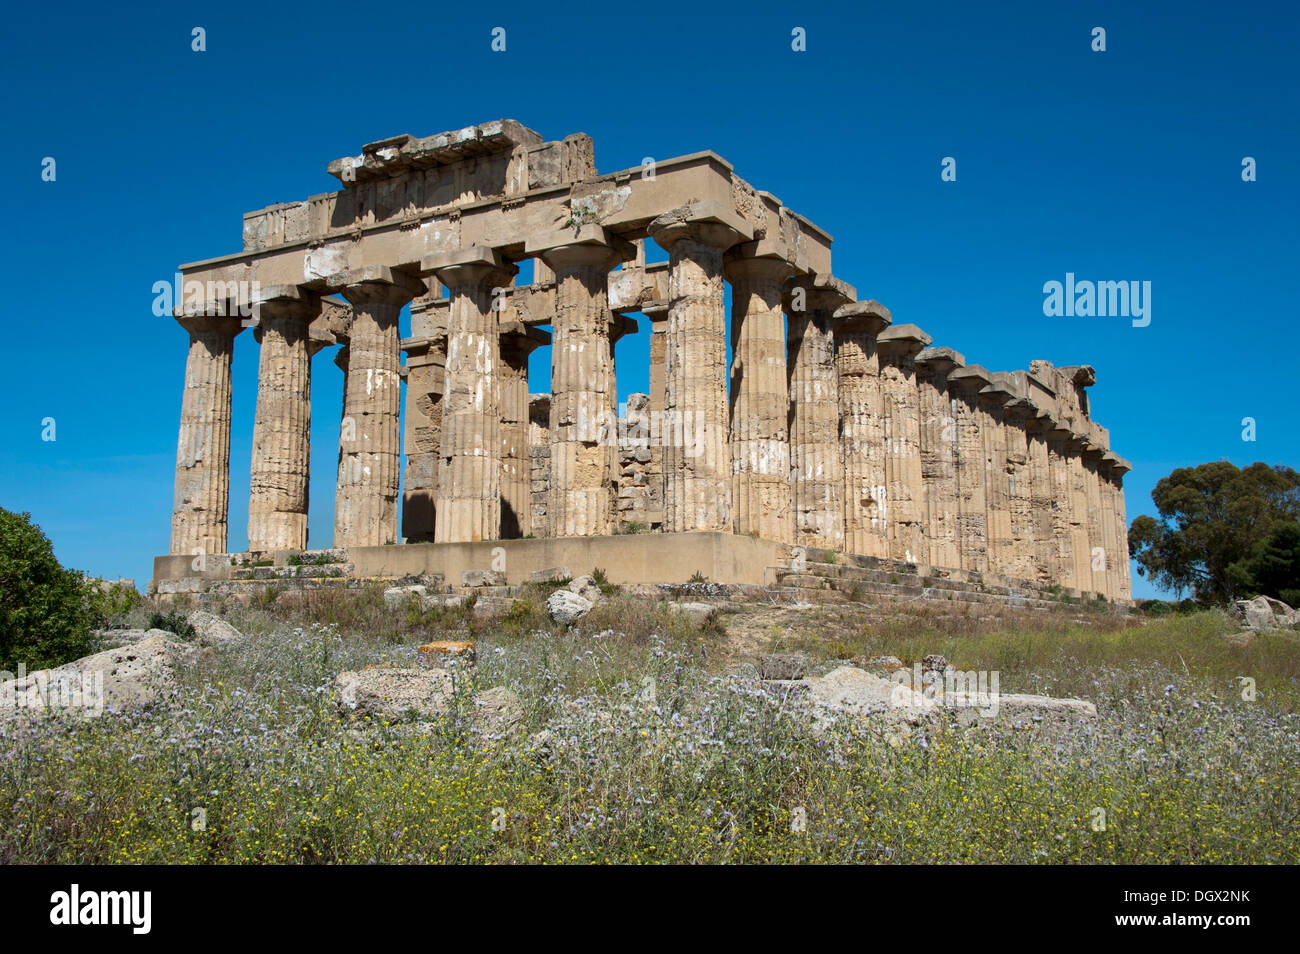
[153,120,1133,605]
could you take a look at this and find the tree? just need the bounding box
[0,508,95,672]
[1127,461,1300,604]
[1229,520,1300,607]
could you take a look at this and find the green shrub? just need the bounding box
[145,610,196,641]
[0,508,96,670]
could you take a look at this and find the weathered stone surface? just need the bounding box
[547,589,594,625]
[335,666,455,721]
[759,652,809,680]
[877,324,932,564]
[471,686,524,736]
[417,640,476,666]
[668,601,716,623]
[1,635,209,723]
[527,566,571,584]
[567,574,603,603]
[835,300,891,559]
[461,569,506,588]
[915,346,964,570]
[186,610,243,647]
[383,584,428,607]
[170,313,243,556]
[1235,595,1300,632]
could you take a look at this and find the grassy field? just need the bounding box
[1,586,1296,864]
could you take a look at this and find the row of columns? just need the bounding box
[170,207,1131,600]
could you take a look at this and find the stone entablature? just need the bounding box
[162,120,1132,603]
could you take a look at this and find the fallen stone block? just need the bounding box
[669,601,716,623]
[567,574,603,603]
[759,652,809,680]
[417,640,476,666]
[527,566,571,584]
[187,610,243,647]
[462,569,506,588]
[547,589,593,625]
[384,584,427,608]
[335,667,454,721]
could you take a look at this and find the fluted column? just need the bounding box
[401,331,446,543]
[1024,408,1057,584]
[526,226,632,537]
[499,322,549,538]
[786,275,855,549]
[170,310,243,555]
[948,365,992,573]
[1082,442,1108,597]
[1001,392,1039,583]
[334,267,425,548]
[247,287,318,552]
[915,346,965,570]
[1044,417,1079,591]
[877,323,932,564]
[834,300,892,558]
[649,204,750,533]
[1065,433,1094,593]
[1108,455,1133,600]
[725,247,795,543]
[977,375,1017,576]
[423,248,516,543]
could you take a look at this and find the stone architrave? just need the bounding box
[170,309,244,556]
[725,243,797,543]
[834,300,892,558]
[915,346,965,571]
[333,267,425,548]
[877,323,933,564]
[422,248,517,544]
[648,202,752,533]
[947,365,993,574]
[247,285,320,552]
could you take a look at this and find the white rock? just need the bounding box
[383,585,427,608]
[187,610,243,647]
[567,575,603,603]
[547,589,594,625]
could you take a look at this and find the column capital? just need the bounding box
[525,224,636,271]
[948,364,992,394]
[915,345,965,374]
[978,370,1022,406]
[785,272,857,313]
[723,243,799,283]
[499,321,551,358]
[647,200,753,253]
[421,246,516,288]
[174,307,246,339]
[833,299,893,336]
[332,266,427,306]
[877,323,933,358]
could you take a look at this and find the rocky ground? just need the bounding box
[1,583,1297,863]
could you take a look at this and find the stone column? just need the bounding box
[643,302,669,530]
[978,374,1017,576]
[1082,441,1108,597]
[1108,455,1133,600]
[526,225,633,537]
[648,203,751,533]
[1024,408,1057,584]
[499,322,549,538]
[834,300,892,558]
[786,275,855,550]
[170,309,244,556]
[1044,416,1078,591]
[915,346,965,571]
[400,330,446,544]
[332,267,425,548]
[1066,433,1094,594]
[422,248,517,544]
[725,244,796,543]
[947,365,992,573]
[528,395,552,537]
[247,286,319,552]
[1001,392,1039,583]
[877,323,932,564]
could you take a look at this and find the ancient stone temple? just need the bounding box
[155,120,1133,604]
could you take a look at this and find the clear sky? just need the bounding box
[2,0,1296,598]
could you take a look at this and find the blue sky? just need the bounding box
[1,0,1296,598]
